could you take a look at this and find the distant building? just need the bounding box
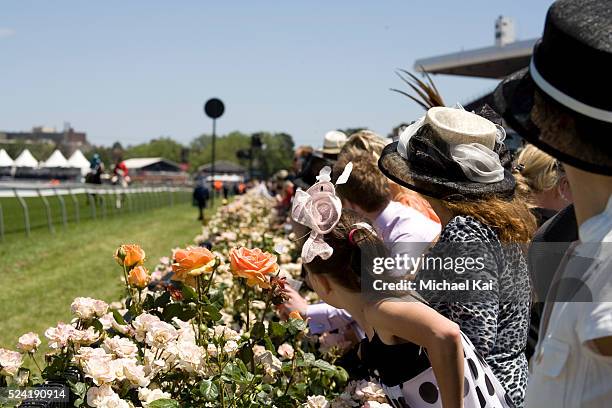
[414,16,536,79]
[197,160,247,183]
[123,157,188,184]
[0,124,90,155]
[412,16,536,152]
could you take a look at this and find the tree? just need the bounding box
[124,137,185,163]
[255,132,294,178]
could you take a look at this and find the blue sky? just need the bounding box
[0,1,554,147]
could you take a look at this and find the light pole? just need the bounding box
[204,98,225,205]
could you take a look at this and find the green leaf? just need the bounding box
[268,321,286,338]
[285,318,307,335]
[209,289,225,309]
[312,359,335,372]
[199,379,219,401]
[148,399,180,408]
[154,291,172,308]
[202,304,222,322]
[162,303,196,321]
[142,293,156,310]
[112,309,127,325]
[91,319,103,334]
[178,282,198,301]
[68,381,87,398]
[274,395,298,408]
[250,322,265,341]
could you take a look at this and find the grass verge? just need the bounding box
[0,201,212,362]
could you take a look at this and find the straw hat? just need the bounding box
[378,106,515,201]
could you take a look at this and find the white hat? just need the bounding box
[318,130,347,155]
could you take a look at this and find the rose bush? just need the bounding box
[0,191,387,407]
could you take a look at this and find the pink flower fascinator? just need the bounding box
[291,162,353,262]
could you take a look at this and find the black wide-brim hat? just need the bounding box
[492,0,612,175]
[378,117,516,202]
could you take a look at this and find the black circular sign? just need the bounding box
[204,98,225,119]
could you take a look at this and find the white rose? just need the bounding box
[99,313,131,335]
[304,395,330,408]
[71,297,109,320]
[277,343,294,360]
[143,349,167,376]
[83,357,116,385]
[213,325,240,341]
[176,341,204,373]
[103,336,138,358]
[0,348,23,376]
[132,313,161,342]
[117,358,149,387]
[86,384,116,407]
[252,344,266,357]
[74,327,100,345]
[145,321,178,347]
[44,323,77,350]
[75,347,112,365]
[223,340,239,356]
[362,402,393,408]
[16,332,41,353]
[353,380,387,403]
[206,343,218,358]
[138,387,172,407]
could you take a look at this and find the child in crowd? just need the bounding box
[290,164,513,408]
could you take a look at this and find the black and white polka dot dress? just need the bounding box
[360,331,515,408]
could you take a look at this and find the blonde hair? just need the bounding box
[341,131,389,159]
[515,144,562,194]
[339,131,440,222]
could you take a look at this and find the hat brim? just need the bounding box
[378,142,516,201]
[316,147,342,155]
[492,67,612,175]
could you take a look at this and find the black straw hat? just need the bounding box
[378,107,515,201]
[493,0,612,175]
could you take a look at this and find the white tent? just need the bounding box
[14,149,38,168]
[67,150,91,175]
[43,149,69,168]
[0,149,14,167]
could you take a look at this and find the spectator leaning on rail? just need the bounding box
[493,1,612,406]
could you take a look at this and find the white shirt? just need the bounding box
[526,194,612,408]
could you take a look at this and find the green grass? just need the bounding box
[0,200,214,361]
[0,190,191,237]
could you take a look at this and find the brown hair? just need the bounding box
[304,209,387,291]
[440,194,537,243]
[334,148,390,212]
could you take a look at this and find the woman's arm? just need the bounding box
[365,300,464,408]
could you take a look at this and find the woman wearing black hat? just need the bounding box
[379,106,536,406]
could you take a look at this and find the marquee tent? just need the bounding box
[42,149,69,167]
[14,149,38,168]
[0,149,14,167]
[67,150,91,175]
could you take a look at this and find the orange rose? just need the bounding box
[114,244,145,268]
[288,310,303,320]
[172,246,216,284]
[229,247,279,289]
[127,265,151,288]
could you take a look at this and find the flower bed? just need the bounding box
[1,191,390,408]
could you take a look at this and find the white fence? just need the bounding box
[0,184,192,240]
